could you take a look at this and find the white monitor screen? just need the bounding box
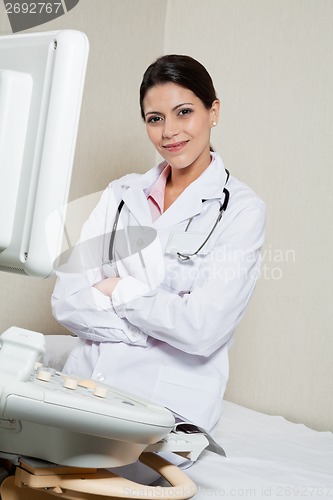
[0,30,88,277]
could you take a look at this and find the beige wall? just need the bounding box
[1,0,332,432]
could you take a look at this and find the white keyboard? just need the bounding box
[0,327,175,468]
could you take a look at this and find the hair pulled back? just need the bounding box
[139,54,218,120]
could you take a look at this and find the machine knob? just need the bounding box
[94,386,108,398]
[63,377,78,390]
[36,369,52,382]
[78,379,96,389]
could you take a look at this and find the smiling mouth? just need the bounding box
[162,140,189,152]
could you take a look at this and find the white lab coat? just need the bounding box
[52,153,265,431]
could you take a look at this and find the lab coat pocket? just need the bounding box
[163,254,204,295]
[152,366,222,430]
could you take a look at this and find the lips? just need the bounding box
[162,140,189,152]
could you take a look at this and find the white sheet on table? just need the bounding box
[167,401,333,499]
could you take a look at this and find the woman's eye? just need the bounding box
[178,108,193,116]
[147,116,162,124]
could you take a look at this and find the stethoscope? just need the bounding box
[107,169,230,268]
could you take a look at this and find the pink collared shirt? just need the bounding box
[147,164,171,222]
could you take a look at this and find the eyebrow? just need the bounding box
[145,102,194,117]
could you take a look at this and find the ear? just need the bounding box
[210,99,220,126]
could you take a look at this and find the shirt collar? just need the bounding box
[146,163,171,214]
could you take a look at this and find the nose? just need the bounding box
[162,116,179,139]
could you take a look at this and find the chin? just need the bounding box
[161,153,194,169]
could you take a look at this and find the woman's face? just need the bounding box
[143,83,219,175]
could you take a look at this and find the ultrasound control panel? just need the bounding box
[0,327,175,467]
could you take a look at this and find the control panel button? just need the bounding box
[93,386,108,398]
[36,369,52,382]
[63,377,78,390]
[78,379,96,389]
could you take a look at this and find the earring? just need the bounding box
[212,121,217,127]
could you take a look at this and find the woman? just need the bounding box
[52,55,265,436]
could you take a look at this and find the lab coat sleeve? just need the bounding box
[112,199,266,357]
[51,185,148,346]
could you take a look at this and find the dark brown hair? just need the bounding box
[139,55,218,120]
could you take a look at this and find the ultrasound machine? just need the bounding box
[0,327,213,499]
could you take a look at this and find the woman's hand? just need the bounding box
[93,277,121,297]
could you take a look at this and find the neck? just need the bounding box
[163,152,212,210]
[168,152,212,191]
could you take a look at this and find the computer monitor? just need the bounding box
[0,30,89,278]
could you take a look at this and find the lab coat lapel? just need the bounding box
[122,186,152,226]
[152,189,203,229]
[119,161,165,226]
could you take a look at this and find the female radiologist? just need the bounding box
[52,54,265,450]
